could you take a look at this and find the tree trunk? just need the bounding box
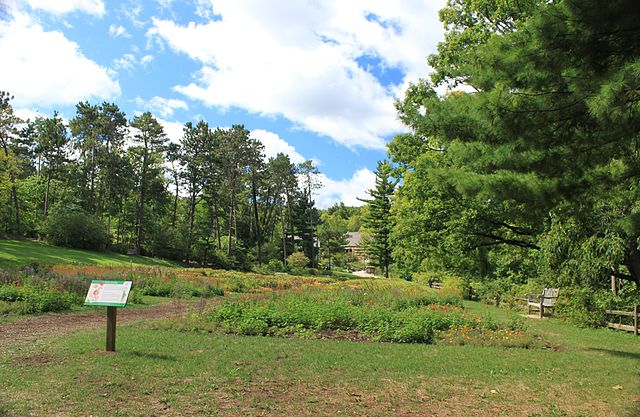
[227,203,233,257]
[135,157,148,255]
[44,172,51,217]
[213,198,221,251]
[251,172,262,265]
[172,179,179,228]
[2,144,21,232]
[189,189,197,238]
[11,181,20,231]
[281,205,287,266]
[623,240,640,285]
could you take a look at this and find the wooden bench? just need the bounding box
[606,305,639,335]
[525,288,559,318]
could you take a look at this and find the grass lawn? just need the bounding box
[0,239,180,269]
[1,300,638,416]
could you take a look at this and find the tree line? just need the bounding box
[0,94,362,269]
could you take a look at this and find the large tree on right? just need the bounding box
[390,0,640,286]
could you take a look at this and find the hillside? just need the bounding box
[0,240,180,269]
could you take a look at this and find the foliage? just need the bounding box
[359,161,397,278]
[41,202,109,250]
[286,252,310,269]
[389,0,640,324]
[0,92,333,273]
[197,284,546,347]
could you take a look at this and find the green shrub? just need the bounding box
[205,287,505,345]
[442,275,471,299]
[287,252,310,268]
[553,287,612,327]
[0,285,78,314]
[42,203,109,250]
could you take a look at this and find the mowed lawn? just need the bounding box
[0,240,180,269]
[1,300,638,416]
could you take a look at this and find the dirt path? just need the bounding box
[0,298,219,349]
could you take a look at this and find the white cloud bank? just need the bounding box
[316,168,376,209]
[0,12,120,107]
[147,0,445,151]
[136,96,188,118]
[250,129,305,164]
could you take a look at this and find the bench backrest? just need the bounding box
[542,288,559,307]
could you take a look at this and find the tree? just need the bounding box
[130,112,166,254]
[297,160,321,267]
[165,142,182,228]
[33,112,68,218]
[266,153,298,265]
[359,161,397,278]
[317,209,348,268]
[0,92,25,234]
[391,0,640,286]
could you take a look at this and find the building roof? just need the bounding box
[345,231,362,247]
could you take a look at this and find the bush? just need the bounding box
[442,275,471,299]
[206,287,501,345]
[287,252,310,269]
[42,203,109,250]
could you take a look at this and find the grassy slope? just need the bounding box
[0,300,638,416]
[0,239,179,269]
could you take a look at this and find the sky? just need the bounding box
[0,0,446,208]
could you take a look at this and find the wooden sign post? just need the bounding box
[84,280,132,352]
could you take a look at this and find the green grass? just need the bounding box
[0,239,180,269]
[0,300,638,416]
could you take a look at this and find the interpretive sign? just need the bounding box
[84,280,132,307]
[85,280,132,352]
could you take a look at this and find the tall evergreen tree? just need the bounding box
[359,161,397,278]
[33,112,68,218]
[130,112,166,254]
[0,92,25,234]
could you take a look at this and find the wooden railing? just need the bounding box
[605,305,639,335]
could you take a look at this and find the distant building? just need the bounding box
[344,231,366,260]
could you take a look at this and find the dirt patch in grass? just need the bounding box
[313,328,374,342]
[0,298,223,349]
[12,351,64,368]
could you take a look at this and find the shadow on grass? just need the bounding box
[126,351,177,361]
[587,347,640,361]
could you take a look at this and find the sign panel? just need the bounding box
[84,280,132,307]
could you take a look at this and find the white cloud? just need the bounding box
[156,117,184,144]
[140,54,154,65]
[121,3,144,28]
[147,0,446,150]
[0,12,120,107]
[14,107,43,122]
[108,24,129,38]
[250,129,305,164]
[315,168,376,209]
[113,53,136,71]
[25,0,105,16]
[135,96,188,118]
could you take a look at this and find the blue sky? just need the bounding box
[0,0,446,208]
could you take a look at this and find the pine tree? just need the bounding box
[359,161,397,278]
